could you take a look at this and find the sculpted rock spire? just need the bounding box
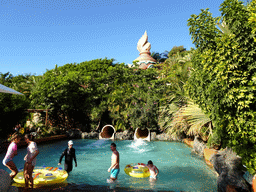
[134,31,156,69]
[137,31,151,53]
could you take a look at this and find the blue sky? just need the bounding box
[0,0,225,76]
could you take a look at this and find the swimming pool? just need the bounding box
[0,139,217,191]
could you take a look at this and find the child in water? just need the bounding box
[146,160,159,179]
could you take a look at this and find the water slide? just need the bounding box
[99,125,115,140]
[134,128,150,141]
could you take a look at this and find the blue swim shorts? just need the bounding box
[150,175,157,179]
[110,168,120,179]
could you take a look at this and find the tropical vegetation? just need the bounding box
[186,0,256,173]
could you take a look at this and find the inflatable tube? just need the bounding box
[99,125,115,140]
[13,167,68,187]
[134,128,150,141]
[124,163,150,178]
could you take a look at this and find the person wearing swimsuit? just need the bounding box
[24,134,39,189]
[108,143,120,182]
[2,133,21,179]
[147,160,159,179]
[58,140,77,173]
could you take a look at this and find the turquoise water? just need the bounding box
[0,139,217,191]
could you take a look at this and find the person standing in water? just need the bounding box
[24,133,39,189]
[146,160,159,179]
[58,140,77,173]
[2,133,21,179]
[108,143,120,182]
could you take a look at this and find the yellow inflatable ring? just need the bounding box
[124,163,150,178]
[13,167,68,187]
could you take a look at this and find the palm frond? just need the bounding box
[217,19,232,35]
[181,101,212,136]
[164,100,212,139]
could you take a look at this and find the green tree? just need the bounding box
[168,46,187,58]
[107,65,164,131]
[0,72,30,139]
[187,0,256,173]
[30,58,164,133]
[248,0,256,42]
[30,59,115,130]
[157,48,198,138]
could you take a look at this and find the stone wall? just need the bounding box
[151,132,157,141]
[66,129,82,139]
[115,130,133,140]
[154,132,183,141]
[192,136,206,156]
[81,132,99,139]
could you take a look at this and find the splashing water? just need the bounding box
[126,139,152,154]
[129,139,148,148]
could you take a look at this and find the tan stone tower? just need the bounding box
[134,31,156,69]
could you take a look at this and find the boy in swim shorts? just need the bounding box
[108,143,120,182]
[110,168,120,179]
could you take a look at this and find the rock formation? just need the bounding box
[115,130,133,140]
[210,148,252,192]
[193,136,207,156]
[81,132,99,139]
[66,128,82,139]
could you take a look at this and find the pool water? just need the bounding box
[0,139,217,191]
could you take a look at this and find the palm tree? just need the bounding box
[158,48,214,141]
[165,100,212,141]
[158,52,192,134]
